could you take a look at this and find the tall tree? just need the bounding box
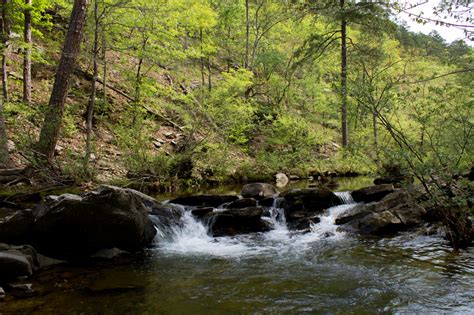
[23,0,32,104]
[340,0,348,147]
[37,0,89,161]
[85,0,98,166]
[1,0,10,102]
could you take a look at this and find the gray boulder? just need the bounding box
[337,189,426,235]
[33,185,157,259]
[281,188,342,214]
[241,183,278,200]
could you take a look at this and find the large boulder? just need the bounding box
[0,210,35,244]
[351,184,395,203]
[204,207,271,237]
[337,189,426,235]
[169,194,239,208]
[241,183,278,200]
[280,188,342,214]
[33,185,157,259]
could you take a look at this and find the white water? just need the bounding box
[155,192,358,258]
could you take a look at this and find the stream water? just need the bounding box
[2,179,474,314]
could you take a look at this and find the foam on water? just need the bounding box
[156,192,358,258]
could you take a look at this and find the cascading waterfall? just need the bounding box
[308,191,357,239]
[156,192,358,257]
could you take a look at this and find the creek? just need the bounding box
[2,177,473,314]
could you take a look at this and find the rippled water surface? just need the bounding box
[2,182,474,314]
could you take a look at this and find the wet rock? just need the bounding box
[4,283,37,298]
[0,210,35,244]
[169,194,239,208]
[275,173,289,188]
[204,207,271,237]
[337,189,426,235]
[259,197,275,207]
[241,183,278,200]
[351,184,395,203]
[223,198,257,209]
[33,185,157,259]
[0,243,39,272]
[149,203,184,230]
[191,207,214,218]
[280,188,342,215]
[0,286,5,300]
[0,252,33,281]
[286,214,321,231]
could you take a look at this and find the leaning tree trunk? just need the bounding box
[340,0,348,148]
[23,0,32,104]
[1,0,10,103]
[37,0,89,161]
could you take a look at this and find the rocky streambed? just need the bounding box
[0,181,472,313]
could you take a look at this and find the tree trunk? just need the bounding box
[373,109,378,160]
[245,0,249,68]
[340,0,348,147]
[1,0,10,103]
[37,0,89,161]
[0,97,9,167]
[23,0,32,104]
[101,30,107,105]
[85,0,98,165]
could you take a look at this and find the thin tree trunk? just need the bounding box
[340,0,348,147]
[134,36,147,104]
[23,0,32,104]
[373,109,378,160]
[37,0,89,161]
[0,97,9,167]
[85,0,98,165]
[1,0,10,103]
[207,57,212,92]
[245,0,249,68]
[101,30,107,105]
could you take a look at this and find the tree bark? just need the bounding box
[23,0,32,104]
[37,0,89,161]
[340,0,348,147]
[85,0,98,165]
[245,0,249,68]
[373,109,378,160]
[0,96,8,166]
[1,0,10,103]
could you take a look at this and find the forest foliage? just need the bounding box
[0,0,472,196]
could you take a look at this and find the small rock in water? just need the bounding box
[241,183,278,200]
[275,173,289,188]
[5,283,37,298]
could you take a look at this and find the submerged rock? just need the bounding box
[169,194,239,207]
[241,183,278,200]
[351,184,395,203]
[337,189,426,235]
[286,214,321,231]
[33,185,157,259]
[204,207,271,237]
